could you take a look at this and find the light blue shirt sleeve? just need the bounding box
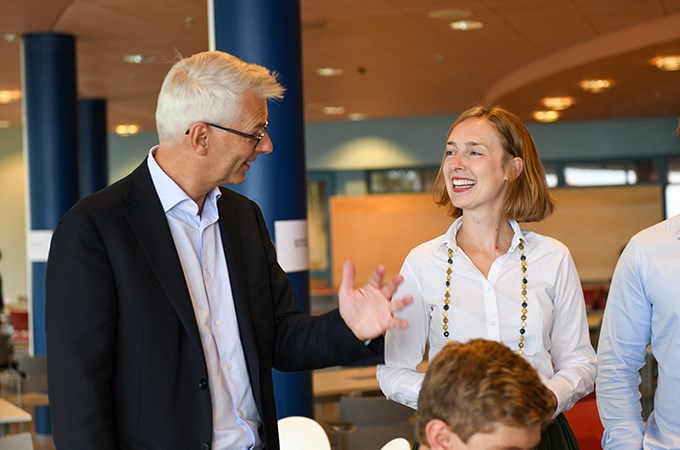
[597,215,680,450]
[596,242,650,449]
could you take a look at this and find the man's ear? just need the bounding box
[186,123,210,156]
[425,419,456,450]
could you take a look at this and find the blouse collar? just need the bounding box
[441,217,528,254]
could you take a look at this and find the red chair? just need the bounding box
[563,392,603,450]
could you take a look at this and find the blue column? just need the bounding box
[78,98,108,196]
[23,32,79,434]
[210,0,312,418]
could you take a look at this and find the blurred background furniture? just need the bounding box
[563,392,603,450]
[380,437,411,450]
[8,355,48,434]
[0,431,33,449]
[0,398,31,437]
[0,335,11,371]
[330,396,415,450]
[277,416,331,450]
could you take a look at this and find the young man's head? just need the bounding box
[416,339,556,450]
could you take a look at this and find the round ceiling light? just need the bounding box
[578,79,614,94]
[541,96,575,111]
[532,110,559,123]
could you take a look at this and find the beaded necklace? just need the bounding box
[442,238,528,355]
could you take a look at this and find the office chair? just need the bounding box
[563,392,603,450]
[0,432,33,450]
[15,355,48,434]
[278,416,332,450]
[335,396,415,450]
[381,437,411,450]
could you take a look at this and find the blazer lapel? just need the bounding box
[123,162,203,353]
[217,193,262,406]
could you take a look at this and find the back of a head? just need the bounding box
[155,51,284,144]
[416,339,555,445]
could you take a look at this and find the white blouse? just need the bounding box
[377,218,596,415]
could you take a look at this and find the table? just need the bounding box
[0,398,31,436]
[313,365,382,421]
[313,365,380,400]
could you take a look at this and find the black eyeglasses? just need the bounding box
[185,121,268,149]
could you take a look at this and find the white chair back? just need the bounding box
[381,437,411,450]
[277,416,331,450]
[0,432,34,450]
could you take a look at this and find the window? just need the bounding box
[666,158,680,217]
[564,161,658,187]
[368,168,438,193]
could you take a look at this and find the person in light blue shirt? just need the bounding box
[597,120,680,449]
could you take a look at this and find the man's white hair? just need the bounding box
[155,51,284,143]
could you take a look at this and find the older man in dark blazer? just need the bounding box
[45,51,411,450]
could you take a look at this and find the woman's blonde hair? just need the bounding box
[432,104,555,222]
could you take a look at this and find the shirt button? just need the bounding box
[204,271,211,280]
[490,321,496,326]
[215,319,222,326]
[200,443,211,450]
[238,410,244,418]
[227,363,233,370]
[198,379,208,390]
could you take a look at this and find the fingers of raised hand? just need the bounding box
[367,265,386,288]
[389,296,413,314]
[380,274,404,299]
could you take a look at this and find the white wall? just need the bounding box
[0,127,27,300]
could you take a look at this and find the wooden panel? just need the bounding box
[330,185,663,286]
[522,185,663,282]
[330,193,451,285]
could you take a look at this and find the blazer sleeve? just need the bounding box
[246,200,381,370]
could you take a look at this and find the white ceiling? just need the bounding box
[1,0,680,133]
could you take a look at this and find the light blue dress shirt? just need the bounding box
[597,214,680,449]
[147,148,261,449]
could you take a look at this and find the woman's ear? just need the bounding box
[506,156,524,182]
[425,419,456,450]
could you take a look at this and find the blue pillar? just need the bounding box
[23,32,79,434]
[78,98,108,196]
[210,0,312,418]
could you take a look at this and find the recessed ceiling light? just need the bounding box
[541,96,575,111]
[0,89,21,104]
[322,106,345,115]
[578,79,614,94]
[449,20,484,31]
[317,67,344,77]
[115,124,140,136]
[532,110,559,123]
[122,54,156,64]
[348,113,368,121]
[428,9,472,20]
[3,33,20,43]
[651,55,680,71]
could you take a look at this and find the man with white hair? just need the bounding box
[46,51,411,450]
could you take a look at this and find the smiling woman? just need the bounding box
[377,104,596,450]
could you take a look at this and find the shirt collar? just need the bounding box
[440,216,528,253]
[146,146,222,214]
